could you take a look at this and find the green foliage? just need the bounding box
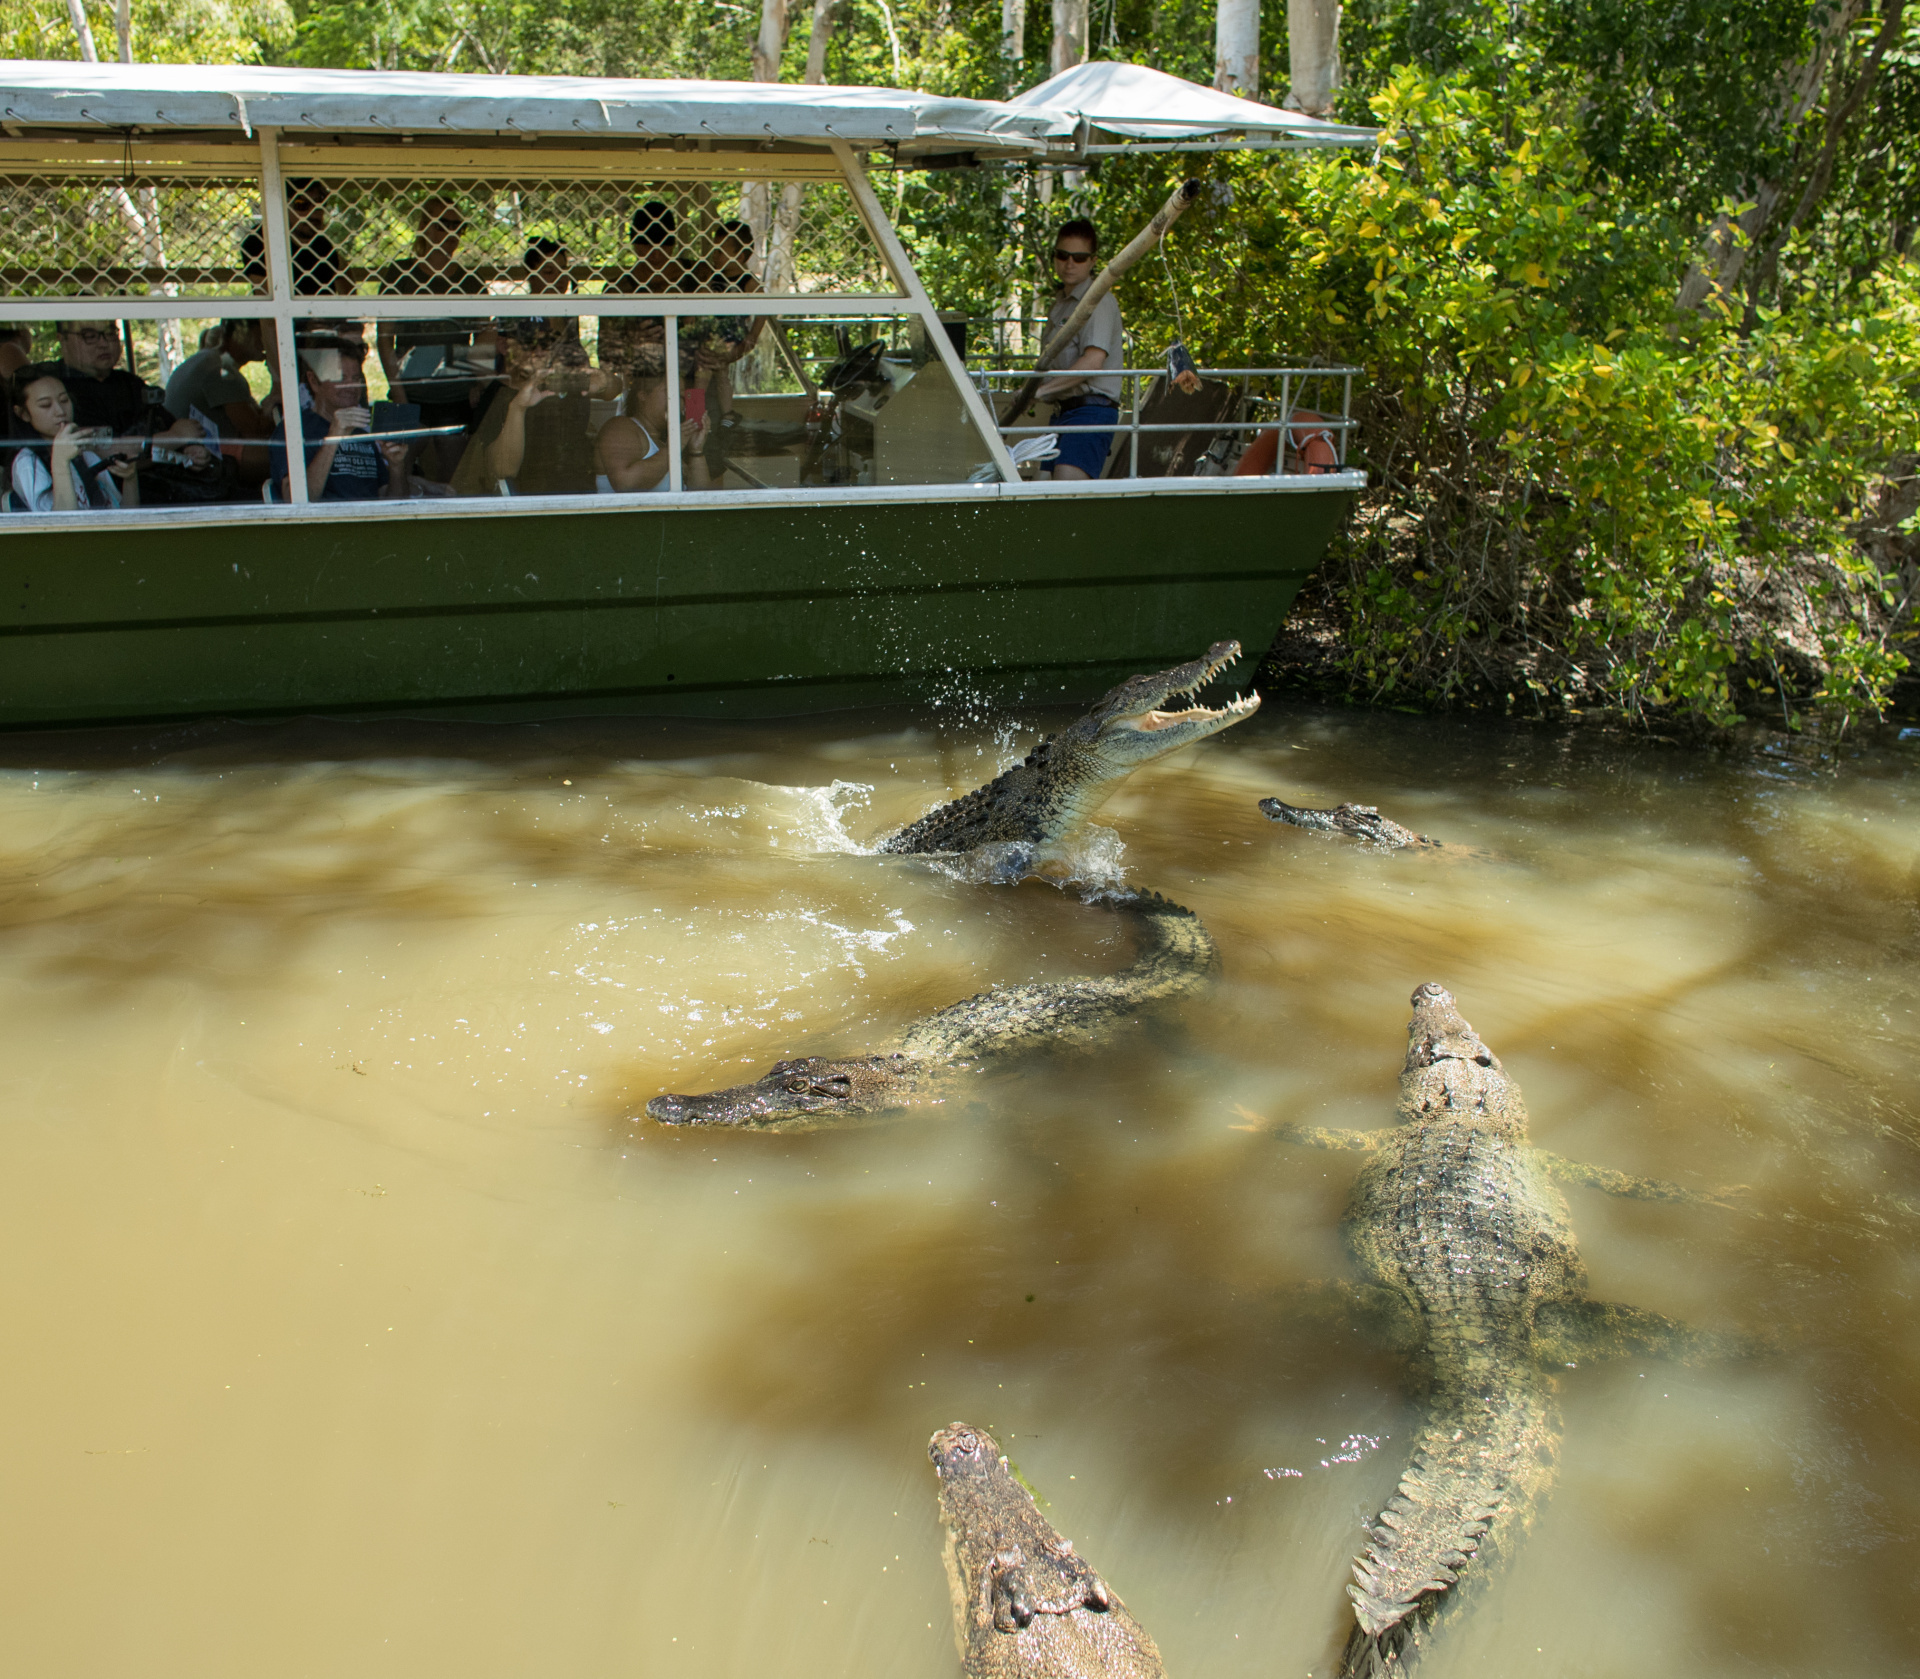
[1277,70,1917,726]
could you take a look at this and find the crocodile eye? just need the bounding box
[783,1076,810,1093]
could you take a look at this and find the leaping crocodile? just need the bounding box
[880,642,1259,861]
[644,890,1215,1130]
[930,1421,1167,1679]
[1259,798,1438,849]
[1263,983,1747,1677]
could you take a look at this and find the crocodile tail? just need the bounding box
[1338,1374,1559,1676]
[1096,888,1220,990]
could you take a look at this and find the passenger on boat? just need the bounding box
[54,320,169,446]
[458,321,604,498]
[594,371,710,493]
[697,219,767,429]
[1037,219,1123,482]
[284,178,349,297]
[6,363,140,511]
[600,200,702,385]
[0,325,32,384]
[375,196,493,482]
[164,319,268,437]
[269,333,412,502]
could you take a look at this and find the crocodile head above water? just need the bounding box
[644,1052,928,1128]
[880,641,1260,857]
[930,1422,1166,1679]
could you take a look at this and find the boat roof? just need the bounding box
[1011,61,1376,148]
[0,59,1373,158]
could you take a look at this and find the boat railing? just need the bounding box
[972,364,1359,479]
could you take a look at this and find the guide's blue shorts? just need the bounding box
[1050,400,1118,477]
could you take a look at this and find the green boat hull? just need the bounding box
[0,482,1353,729]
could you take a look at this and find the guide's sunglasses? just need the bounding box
[1052,248,1094,263]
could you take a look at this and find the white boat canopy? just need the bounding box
[1010,61,1376,151]
[0,58,1372,160]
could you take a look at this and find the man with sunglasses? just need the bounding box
[54,319,172,448]
[1036,220,1123,481]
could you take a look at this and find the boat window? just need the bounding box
[279,174,899,300]
[0,306,994,511]
[0,165,265,301]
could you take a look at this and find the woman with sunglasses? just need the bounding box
[1036,219,1123,482]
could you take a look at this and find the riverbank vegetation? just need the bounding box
[9,0,1917,730]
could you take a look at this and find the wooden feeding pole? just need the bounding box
[997,177,1202,427]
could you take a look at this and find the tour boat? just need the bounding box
[0,59,1370,727]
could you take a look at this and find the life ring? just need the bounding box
[1233,409,1339,476]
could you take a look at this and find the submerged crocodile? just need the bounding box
[1259,798,1438,849]
[881,642,1259,862]
[644,890,1215,1130]
[930,1421,1166,1679]
[1269,983,1746,1677]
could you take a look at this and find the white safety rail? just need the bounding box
[975,364,1359,478]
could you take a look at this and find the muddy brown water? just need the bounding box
[0,703,1914,1678]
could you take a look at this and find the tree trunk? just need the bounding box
[1675,0,1865,312]
[113,0,131,62]
[751,0,788,84]
[1214,0,1259,95]
[1283,0,1341,117]
[801,0,833,82]
[64,0,100,62]
[1002,0,1026,69]
[1050,0,1088,77]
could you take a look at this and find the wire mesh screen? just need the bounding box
[0,173,265,298]
[283,176,899,299]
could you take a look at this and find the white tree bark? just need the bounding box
[1283,0,1341,117]
[1214,0,1259,95]
[750,0,788,84]
[1050,0,1088,77]
[1002,0,1026,66]
[64,0,100,62]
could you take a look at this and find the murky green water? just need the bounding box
[0,702,1914,1677]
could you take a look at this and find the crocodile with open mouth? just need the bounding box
[644,889,1214,1130]
[879,641,1260,861]
[929,1421,1166,1679]
[1262,983,1749,1677]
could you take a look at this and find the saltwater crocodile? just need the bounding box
[644,890,1215,1129]
[930,1421,1166,1679]
[1264,983,1746,1677]
[1259,798,1438,849]
[880,642,1259,862]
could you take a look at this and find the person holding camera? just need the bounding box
[7,363,140,511]
[268,333,411,502]
[594,371,709,493]
[459,254,627,497]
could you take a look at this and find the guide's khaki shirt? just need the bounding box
[1041,277,1123,406]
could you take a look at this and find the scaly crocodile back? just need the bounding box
[1337,984,1582,1673]
[901,891,1217,1064]
[879,738,1066,855]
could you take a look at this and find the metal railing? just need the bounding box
[974,364,1359,479]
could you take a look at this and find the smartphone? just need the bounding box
[372,400,422,435]
[683,388,707,427]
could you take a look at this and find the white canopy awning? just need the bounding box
[0,61,1061,158]
[1010,61,1376,149]
[0,59,1372,158]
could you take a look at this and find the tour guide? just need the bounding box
[1037,218,1122,482]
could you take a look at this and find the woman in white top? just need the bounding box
[8,365,139,511]
[594,372,710,493]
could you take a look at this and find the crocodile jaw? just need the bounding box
[1093,639,1262,761]
[645,1054,920,1127]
